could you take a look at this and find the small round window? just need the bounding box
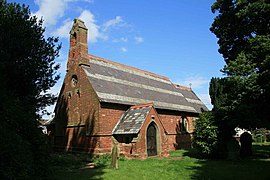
[71,75,78,87]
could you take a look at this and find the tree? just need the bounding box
[0,0,60,178]
[208,0,270,158]
[210,0,270,129]
[209,77,248,157]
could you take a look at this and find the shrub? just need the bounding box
[193,111,218,156]
[93,154,111,167]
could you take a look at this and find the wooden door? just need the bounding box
[147,123,157,156]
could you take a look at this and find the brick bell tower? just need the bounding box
[62,18,91,127]
[67,18,89,71]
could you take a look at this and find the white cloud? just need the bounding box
[54,10,106,43]
[78,10,104,43]
[113,37,128,43]
[120,47,128,52]
[134,36,144,44]
[102,16,123,31]
[84,0,94,3]
[33,0,95,27]
[120,37,128,42]
[33,0,69,26]
[178,76,209,89]
[34,0,127,44]
[53,19,73,38]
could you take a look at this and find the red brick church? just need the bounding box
[52,18,207,159]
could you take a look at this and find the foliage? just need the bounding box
[49,153,92,170]
[210,0,270,128]
[209,77,228,110]
[211,0,270,64]
[193,112,218,156]
[210,77,259,132]
[0,0,60,179]
[93,154,111,167]
[209,0,270,158]
[0,0,60,114]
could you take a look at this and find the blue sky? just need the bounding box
[10,0,225,118]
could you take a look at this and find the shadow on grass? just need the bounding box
[181,144,270,180]
[47,153,110,180]
[47,144,270,180]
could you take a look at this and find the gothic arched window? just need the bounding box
[180,116,188,132]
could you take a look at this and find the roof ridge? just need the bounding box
[130,103,154,109]
[88,54,170,81]
[173,83,192,91]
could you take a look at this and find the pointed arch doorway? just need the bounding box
[147,122,157,156]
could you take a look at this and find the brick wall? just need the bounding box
[55,99,197,155]
[157,110,196,150]
[99,103,129,135]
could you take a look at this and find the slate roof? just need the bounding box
[82,55,208,113]
[112,105,152,135]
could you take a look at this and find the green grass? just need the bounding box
[48,143,270,180]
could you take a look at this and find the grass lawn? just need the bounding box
[48,143,270,180]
